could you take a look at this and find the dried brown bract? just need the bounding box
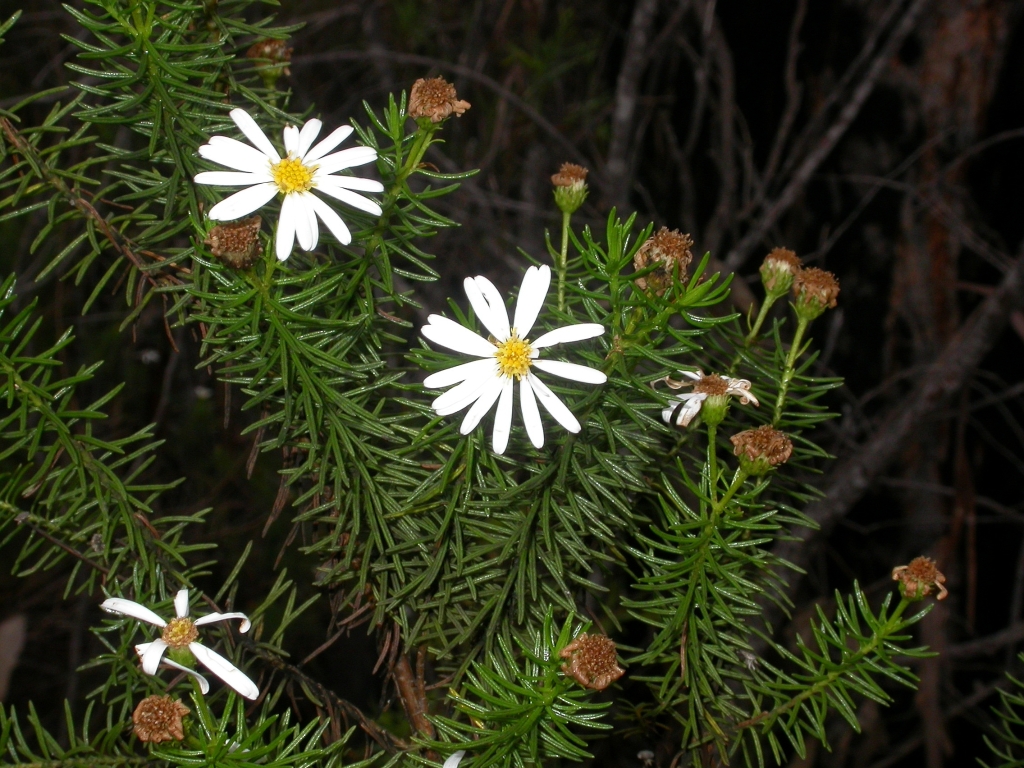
[731,425,793,475]
[633,228,694,294]
[892,556,947,601]
[559,633,625,691]
[132,695,189,743]
[408,77,471,123]
[205,216,263,269]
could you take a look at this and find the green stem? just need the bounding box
[772,314,810,424]
[745,293,780,345]
[713,469,748,514]
[557,210,570,312]
[707,423,718,505]
[189,676,216,738]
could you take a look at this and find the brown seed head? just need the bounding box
[245,39,292,71]
[205,216,263,269]
[793,268,840,315]
[132,695,190,743]
[633,228,694,294]
[760,248,802,294]
[692,373,729,396]
[551,163,589,188]
[731,426,793,470]
[892,556,947,600]
[408,77,471,123]
[559,633,625,691]
[161,617,198,649]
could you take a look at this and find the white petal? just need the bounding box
[518,376,545,448]
[472,276,511,340]
[159,656,211,694]
[293,193,318,251]
[297,119,323,158]
[665,394,704,427]
[189,643,260,700]
[282,125,300,155]
[531,323,605,349]
[680,370,703,380]
[229,109,280,163]
[275,194,298,261]
[527,373,581,433]
[532,359,607,384]
[307,194,352,245]
[423,358,497,389]
[201,137,271,173]
[459,377,505,435]
[194,171,271,186]
[208,182,278,221]
[194,612,251,633]
[139,638,169,674]
[174,590,189,618]
[316,175,384,193]
[314,181,383,216]
[314,146,378,175]
[421,315,496,358]
[492,378,514,454]
[304,124,354,164]
[101,598,167,627]
[512,265,550,337]
[464,278,509,342]
[444,751,467,768]
[432,370,496,416]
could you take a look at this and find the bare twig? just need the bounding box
[393,652,435,738]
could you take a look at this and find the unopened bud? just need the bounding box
[408,77,471,124]
[559,633,625,691]
[892,557,947,601]
[759,247,801,298]
[204,216,263,269]
[730,425,793,476]
[551,162,589,214]
[246,39,292,90]
[633,227,694,295]
[792,267,839,321]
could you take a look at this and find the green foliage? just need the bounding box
[983,656,1024,768]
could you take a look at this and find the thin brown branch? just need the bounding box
[13,511,109,576]
[948,621,1024,659]
[394,652,435,738]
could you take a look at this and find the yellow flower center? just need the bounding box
[271,156,314,194]
[161,617,198,649]
[494,333,533,379]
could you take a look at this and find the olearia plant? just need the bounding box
[0,3,945,768]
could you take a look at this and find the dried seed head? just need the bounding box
[132,695,190,743]
[792,267,840,320]
[551,163,590,214]
[559,633,625,691]
[730,425,793,476]
[692,373,729,397]
[205,216,263,268]
[408,77,471,123]
[633,228,694,295]
[246,39,292,88]
[551,163,589,188]
[892,556,947,601]
[759,247,802,296]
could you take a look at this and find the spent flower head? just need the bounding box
[559,633,625,691]
[408,77,471,123]
[132,695,190,743]
[551,162,589,214]
[420,264,606,454]
[204,216,263,269]
[892,557,947,601]
[245,39,292,88]
[661,369,758,428]
[792,267,840,321]
[731,425,793,476]
[633,228,694,295]
[195,108,383,261]
[101,589,259,699]
[759,247,801,297]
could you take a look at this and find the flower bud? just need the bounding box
[133,695,190,743]
[559,633,625,691]
[892,556,947,601]
[633,227,694,295]
[408,77,471,124]
[551,162,590,214]
[246,39,292,90]
[759,247,801,298]
[792,267,840,321]
[730,425,793,476]
[204,216,263,269]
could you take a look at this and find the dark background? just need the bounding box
[3,1,1024,767]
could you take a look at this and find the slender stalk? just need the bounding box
[713,469,749,514]
[745,294,780,344]
[772,315,810,424]
[557,210,570,312]
[189,676,216,738]
[707,423,719,505]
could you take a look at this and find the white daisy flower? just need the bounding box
[195,108,384,261]
[421,264,607,455]
[660,369,759,427]
[101,589,259,700]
